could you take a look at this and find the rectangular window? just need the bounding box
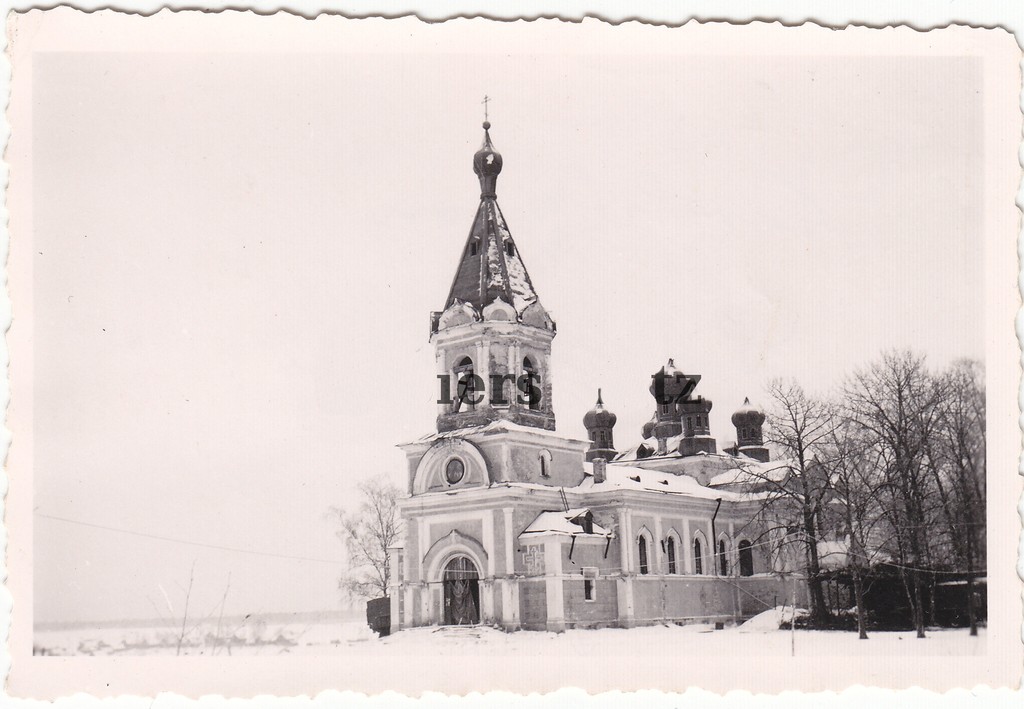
[584,579,595,601]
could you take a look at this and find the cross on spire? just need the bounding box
[482,95,491,124]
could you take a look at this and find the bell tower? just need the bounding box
[430,121,557,433]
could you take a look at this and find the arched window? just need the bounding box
[638,536,650,575]
[539,449,552,478]
[738,540,754,577]
[693,537,704,575]
[718,539,729,576]
[454,357,476,412]
[522,357,541,410]
[666,535,677,574]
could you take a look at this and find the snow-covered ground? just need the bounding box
[33,616,376,656]
[35,611,985,657]
[370,624,984,658]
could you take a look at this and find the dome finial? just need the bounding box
[584,389,617,446]
[473,108,503,199]
[482,94,491,126]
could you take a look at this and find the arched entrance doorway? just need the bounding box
[442,556,480,625]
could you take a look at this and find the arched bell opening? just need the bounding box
[453,356,477,412]
[522,356,541,411]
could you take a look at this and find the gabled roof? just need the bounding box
[519,508,612,539]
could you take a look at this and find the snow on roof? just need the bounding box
[937,577,987,586]
[579,461,754,502]
[407,464,770,504]
[708,461,790,488]
[446,197,539,317]
[485,209,505,289]
[519,508,612,539]
[614,435,684,461]
[494,212,537,313]
[401,420,588,447]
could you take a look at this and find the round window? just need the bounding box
[445,458,465,484]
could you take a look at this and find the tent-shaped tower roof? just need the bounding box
[444,122,540,316]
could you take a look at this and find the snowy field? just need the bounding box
[35,609,985,657]
[33,615,376,656]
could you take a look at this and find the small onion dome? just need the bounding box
[641,412,657,439]
[649,357,693,401]
[473,122,503,197]
[583,389,617,429]
[731,397,766,428]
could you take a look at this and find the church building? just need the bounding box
[388,122,804,632]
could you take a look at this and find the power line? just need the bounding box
[36,513,984,577]
[35,512,345,566]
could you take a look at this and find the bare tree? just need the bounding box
[328,475,404,601]
[929,359,986,635]
[823,419,891,639]
[844,351,943,639]
[737,379,836,626]
[737,354,984,637]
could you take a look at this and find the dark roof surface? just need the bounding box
[444,127,540,315]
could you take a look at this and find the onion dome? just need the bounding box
[649,358,696,403]
[641,412,657,439]
[473,121,503,198]
[731,397,766,428]
[583,389,617,429]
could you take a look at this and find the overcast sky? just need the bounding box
[29,37,983,623]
